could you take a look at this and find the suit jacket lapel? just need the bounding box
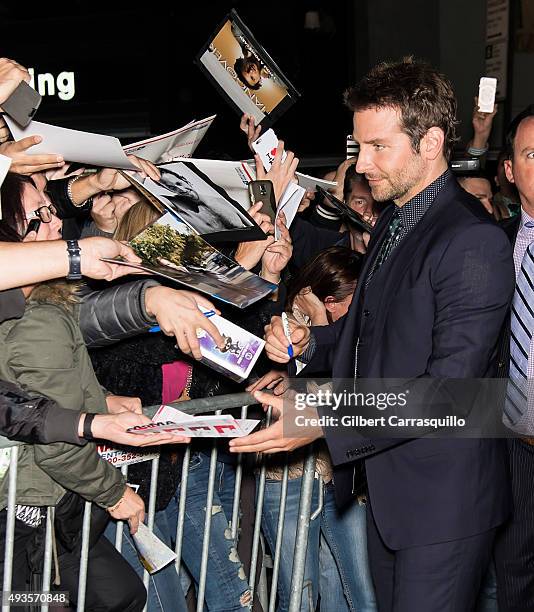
[354,177,460,366]
[332,206,394,377]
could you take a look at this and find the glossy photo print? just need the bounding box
[196,9,300,127]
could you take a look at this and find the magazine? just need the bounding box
[102,211,276,309]
[123,115,216,163]
[128,160,266,243]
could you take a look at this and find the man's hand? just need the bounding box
[234,201,275,270]
[90,191,137,233]
[0,57,30,104]
[240,113,262,152]
[88,411,191,447]
[229,391,321,454]
[330,157,357,200]
[264,315,310,363]
[246,370,289,396]
[298,190,315,213]
[78,236,144,281]
[0,116,10,144]
[293,287,328,325]
[348,229,367,255]
[144,286,226,359]
[105,395,142,415]
[261,214,292,279]
[107,486,145,535]
[256,141,299,203]
[470,96,498,150]
[0,136,64,174]
[85,156,160,196]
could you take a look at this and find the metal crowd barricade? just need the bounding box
[0,392,321,612]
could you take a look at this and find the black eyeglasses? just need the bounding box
[25,203,58,223]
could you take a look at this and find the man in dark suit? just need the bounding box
[231,58,514,611]
[493,105,534,612]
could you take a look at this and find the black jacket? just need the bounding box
[495,215,521,379]
[307,176,515,549]
[0,379,84,445]
[289,216,349,270]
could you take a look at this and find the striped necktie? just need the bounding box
[505,242,534,426]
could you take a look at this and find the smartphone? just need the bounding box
[478,77,497,113]
[248,179,276,222]
[346,134,359,159]
[2,81,42,127]
[24,218,41,237]
[316,186,373,233]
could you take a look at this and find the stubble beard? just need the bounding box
[369,155,427,204]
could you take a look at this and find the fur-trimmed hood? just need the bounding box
[28,281,80,310]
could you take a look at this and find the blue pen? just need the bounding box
[203,310,216,318]
[281,312,294,358]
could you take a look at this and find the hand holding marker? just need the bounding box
[281,312,294,358]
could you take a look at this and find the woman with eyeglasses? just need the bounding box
[21,185,62,239]
[0,172,148,611]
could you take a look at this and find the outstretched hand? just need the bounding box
[0,136,64,175]
[229,390,322,454]
[144,287,226,359]
[240,113,262,152]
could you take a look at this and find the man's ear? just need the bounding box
[421,127,445,161]
[504,159,515,184]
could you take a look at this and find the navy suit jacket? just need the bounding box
[305,175,515,549]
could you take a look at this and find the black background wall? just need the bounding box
[1,1,530,162]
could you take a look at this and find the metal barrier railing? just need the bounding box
[0,392,319,612]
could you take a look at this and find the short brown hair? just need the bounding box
[344,56,459,160]
[286,246,362,310]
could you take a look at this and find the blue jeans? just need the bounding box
[163,452,251,612]
[261,477,377,612]
[104,519,187,612]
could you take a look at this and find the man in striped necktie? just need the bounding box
[495,105,534,612]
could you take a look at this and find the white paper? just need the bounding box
[127,405,260,438]
[133,523,177,574]
[5,117,138,169]
[123,115,216,163]
[97,444,159,467]
[294,171,337,192]
[0,153,12,220]
[275,182,306,239]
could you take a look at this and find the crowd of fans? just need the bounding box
[0,53,531,612]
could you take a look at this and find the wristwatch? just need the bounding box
[66,239,82,280]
